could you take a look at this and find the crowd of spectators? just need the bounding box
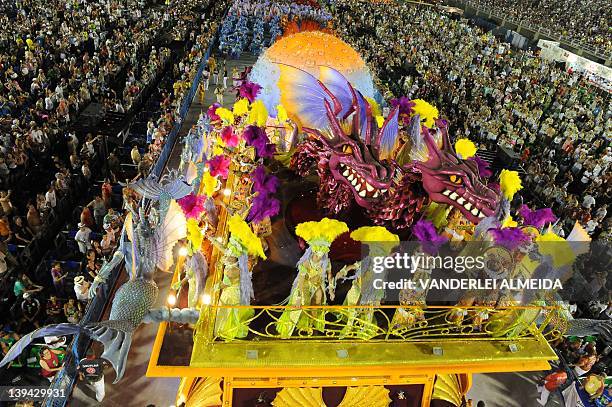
[547,301,612,405]
[458,0,611,56]
[330,0,610,240]
[0,0,167,187]
[0,0,226,387]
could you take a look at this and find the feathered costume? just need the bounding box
[276,218,348,338]
[213,214,266,340]
[337,226,399,339]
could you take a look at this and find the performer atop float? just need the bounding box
[335,226,399,338]
[211,214,266,340]
[276,218,348,338]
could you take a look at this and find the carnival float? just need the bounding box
[2,25,610,407]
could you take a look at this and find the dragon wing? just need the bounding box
[84,320,134,383]
[131,177,192,201]
[130,177,165,200]
[277,63,341,132]
[152,200,187,272]
[0,321,140,383]
[162,178,193,200]
[566,318,612,343]
[0,324,82,368]
[375,106,399,161]
[318,66,355,119]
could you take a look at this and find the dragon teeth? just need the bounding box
[457,197,465,205]
[373,191,379,198]
[449,192,458,200]
[351,178,358,186]
[464,202,472,210]
[355,183,361,191]
[366,183,374,192]
[381,189,387,193]
[347,174,354,181]
[342,169,350,176]
[471,208,479,216]
[358,190,366,197]
[478,212,485,218]
[442,190,451,196]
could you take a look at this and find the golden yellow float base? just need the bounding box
[147,320,554,378]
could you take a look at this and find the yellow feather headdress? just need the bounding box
[295,218,348,252]
[499,169,523,200]
[454,138,477,159]
[350,226,399,244]
[216,107,235,125]
[411,99,439,128]
[247,100,268,127]
[232,98,249,117]
[228,214,266,259]
[350,226,399,255]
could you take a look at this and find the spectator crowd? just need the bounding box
[0,0,227,390]
[460,0,611,56]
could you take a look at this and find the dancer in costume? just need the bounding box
[392,220,444,330]
[276,218,348,338]
[334,226,399,339]
[173,251,208,308]
[210,214,266,340]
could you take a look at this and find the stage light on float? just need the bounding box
[167,293,177,307]
[178,246,189,257]
[223,188,231,197]
[336,349,349,358]
[201,293,211,305]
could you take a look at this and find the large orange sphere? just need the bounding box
[264,31,369,77]
[249,31,375,116]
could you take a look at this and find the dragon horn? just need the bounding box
[375,105,400,161]
[319,78,343,117]
[422,126,439,159]
[437,119,453,152]
[357,91,373,146]
[324,98,346,141]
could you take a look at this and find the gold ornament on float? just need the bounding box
[272,387,325,406]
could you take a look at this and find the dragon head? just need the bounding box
[284,64,498,226]
[412,119,499,224]
[302,85,399,209]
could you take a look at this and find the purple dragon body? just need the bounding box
[284,65,498,229]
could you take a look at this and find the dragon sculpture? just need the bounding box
[283,64,498,229]
[281,64,612,340]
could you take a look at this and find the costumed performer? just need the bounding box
[392,220,445,330]
[276,218,348,338]
[334,226,399,339]
[211,214,266,340]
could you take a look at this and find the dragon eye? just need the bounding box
[342,145,353,154]
[449,175,462,184]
